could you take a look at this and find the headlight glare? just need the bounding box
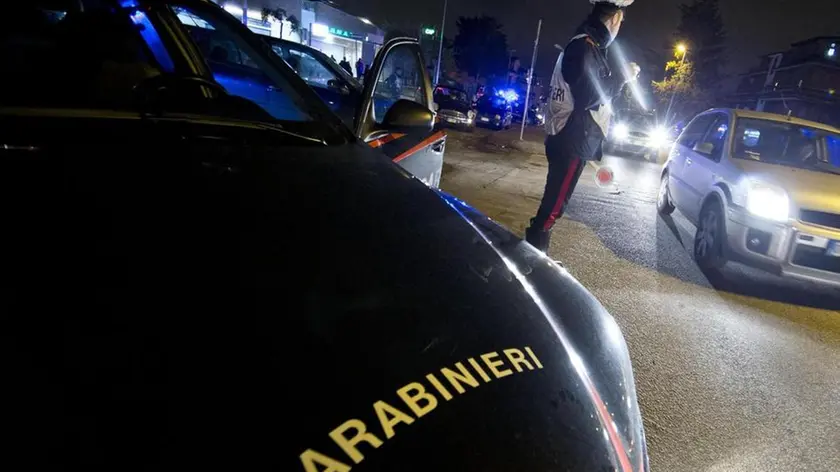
[648,126,669,148]
[743,180,790,222]
[613,123,629,141]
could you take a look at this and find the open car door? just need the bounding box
[355,38,446,188]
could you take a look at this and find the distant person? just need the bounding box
[525,0,640,251]
[339,57,352,75]
[330,54,336,62]
[386,67,404,98]
[355,58,365,79]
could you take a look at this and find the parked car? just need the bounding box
[434,83,475,130]
[262,35,444,187]
[263,36,360,126]
[658,108,840,286]
[512,100,545,126]
[3,1,649,470]
[475,94,513,130]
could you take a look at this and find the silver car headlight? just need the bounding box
[612,122,629,141]
[647,126,670,148]
[735,179,790,222]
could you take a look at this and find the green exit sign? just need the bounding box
[329,27,352,38]
[423,27,436,36]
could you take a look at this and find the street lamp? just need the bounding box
[665,43,688,125]
[433,0,448,86]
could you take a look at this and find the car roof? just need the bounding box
[706,108,840,133]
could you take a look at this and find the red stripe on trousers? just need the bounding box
[543,157,581,231]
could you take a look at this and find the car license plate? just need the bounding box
[480,117,490,122]
[827,241,840,257]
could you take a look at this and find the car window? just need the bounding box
[732,118,840,174]
[435,87,468,103]
[0,1,169,109]
[478,96,505,109]
[677,114,716,149]
[280,48,338,89]
[173,6,309,122]
[701,114,730,161]
[371,44,426,124]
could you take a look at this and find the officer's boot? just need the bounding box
[525,219,551,252]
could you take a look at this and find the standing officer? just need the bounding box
[525,0,640,251]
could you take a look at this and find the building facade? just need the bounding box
[729,37,840,126]
[214,0,384,69]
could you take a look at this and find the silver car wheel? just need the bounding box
[657,177,669,208]
[697,212,717,258]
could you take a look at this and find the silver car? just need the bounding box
[657,108,840,287]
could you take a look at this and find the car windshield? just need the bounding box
[436,86,468,103]
[732,118,840,175]
[479,95,506,108]
[0,0,346,141]
[269,41,360,90]
[627,115,655,130]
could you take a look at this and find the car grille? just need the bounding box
[629,131,649,138]
[799,210,840,230]
[791,245,840,274]
[440,110,467,119]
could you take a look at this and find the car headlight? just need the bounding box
[647,126,669,148]
[736,179,790,222]
[495,114,502,120]
[613,123,629,141]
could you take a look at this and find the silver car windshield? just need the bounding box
[732,118,840,175]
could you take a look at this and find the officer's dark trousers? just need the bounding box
[532,136,587,233]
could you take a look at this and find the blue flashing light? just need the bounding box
[126,6,175,72]
[497,89,519,103]
[826,135,840,167]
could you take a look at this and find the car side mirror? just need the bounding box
[382,99,434,131]
[327,79,350,96]
[693,142,715,155]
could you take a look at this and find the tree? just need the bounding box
[261,7,299,33]
[652,0,726,123]
[673,0,726,91]
[652,51,707,122]
[452,16,509,79]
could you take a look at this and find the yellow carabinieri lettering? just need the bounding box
[300,346,544,470]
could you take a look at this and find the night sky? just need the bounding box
[348,0,839,79]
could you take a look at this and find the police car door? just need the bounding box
[355,39,445,188]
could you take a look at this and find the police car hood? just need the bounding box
[3,116,646,471]
[260,144,648,471]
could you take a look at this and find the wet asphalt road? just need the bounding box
[441,128,840,471]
